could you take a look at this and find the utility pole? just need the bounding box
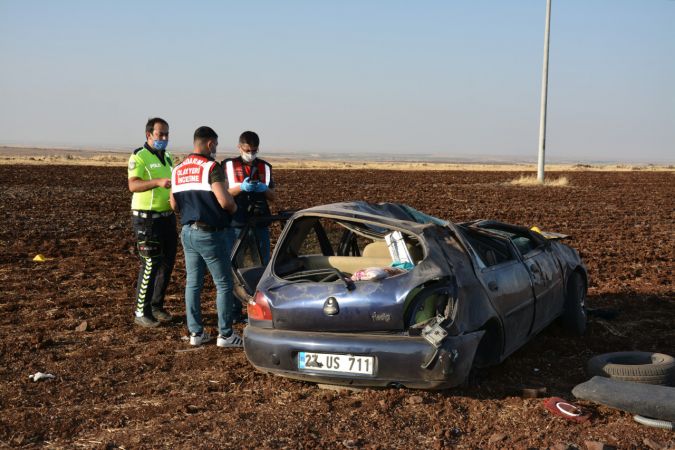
[537,0,552,183]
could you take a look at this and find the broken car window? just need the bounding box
[273,216,422,283]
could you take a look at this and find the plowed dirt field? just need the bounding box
[1,166,673,449]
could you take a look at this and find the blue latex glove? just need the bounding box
[253,182,268,193]
[240,177,255,192]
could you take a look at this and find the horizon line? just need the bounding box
[0,144,673,165]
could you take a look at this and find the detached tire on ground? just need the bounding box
[587,351,675,386]
[561,271,587,335]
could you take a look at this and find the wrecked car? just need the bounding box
[231,202,588,389]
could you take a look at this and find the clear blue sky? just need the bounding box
[1,1,673,162]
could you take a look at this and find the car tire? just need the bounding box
[561,271,587,335]
[587,352,675,386]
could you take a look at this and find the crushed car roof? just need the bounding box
[296,201,450,230]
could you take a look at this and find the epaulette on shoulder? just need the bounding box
[258,158,272,168]
[133,147,144,155]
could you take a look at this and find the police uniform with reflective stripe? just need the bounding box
[128,143,177,319]
[129,144,174,212]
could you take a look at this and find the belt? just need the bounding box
[132,210,174,219]
[189,222,225,232]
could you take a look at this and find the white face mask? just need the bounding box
[207,140,218,158]
[241,151,257,163]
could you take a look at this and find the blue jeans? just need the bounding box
[228,226,271,265]
[181,225,234,337]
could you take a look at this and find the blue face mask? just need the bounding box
[152,139,168,151]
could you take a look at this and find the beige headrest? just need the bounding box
[362,241,390,258]
[363,240,423,262]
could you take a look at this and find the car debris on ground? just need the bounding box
[28,372,55,382]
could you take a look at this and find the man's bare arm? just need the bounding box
[212,181,237,214]
[227,184,243,197]
[170,191,179,213]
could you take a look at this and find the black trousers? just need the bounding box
[132,214,177,317]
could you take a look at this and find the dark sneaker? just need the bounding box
[189,331,212,346]
[152,308,172,322]
[217,332,243,348]
[134,315,160,328]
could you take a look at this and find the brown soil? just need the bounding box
[0,166,673,449]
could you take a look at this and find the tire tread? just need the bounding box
[587,351,675,386]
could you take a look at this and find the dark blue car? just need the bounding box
[231,202,587,389]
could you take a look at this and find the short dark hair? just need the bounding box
[194,126,218,142]
[145,117,169,134]
[239,131,260,147]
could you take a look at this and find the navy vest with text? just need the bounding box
[172,154,230,228]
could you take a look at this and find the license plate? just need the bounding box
[297,352,375,375]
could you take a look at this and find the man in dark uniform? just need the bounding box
[170,126,242,347]
[223,131,276,321]
[128,117,177,328]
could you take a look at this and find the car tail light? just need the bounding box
[248,291,273,321]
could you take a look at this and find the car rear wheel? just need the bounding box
[561,271,586,335]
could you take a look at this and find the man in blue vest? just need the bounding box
[170,126,242,347]
[223,131,276,322]
[128,117,177,328]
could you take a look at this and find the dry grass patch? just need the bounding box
[508,174,570,187]
[91,154,128,163]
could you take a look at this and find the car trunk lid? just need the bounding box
[262,276,413,332]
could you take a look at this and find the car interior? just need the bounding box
[271,217,424,283]
[457,222,545,270]
[481,227,538,255]
[232,215,546,298]
[457,226,516,268]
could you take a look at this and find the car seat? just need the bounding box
[363,240,423,263]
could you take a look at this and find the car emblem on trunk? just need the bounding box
[323,297,339,316]
[371,312,391,322]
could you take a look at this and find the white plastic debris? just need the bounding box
[385,231,413,266]
[29,372,55,382]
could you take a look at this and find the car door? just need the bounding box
[476,222,565,333]
[231,212,293,303]
[517,240,565,332]
[459,227,536,355]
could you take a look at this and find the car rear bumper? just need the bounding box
[243,326,484,389]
